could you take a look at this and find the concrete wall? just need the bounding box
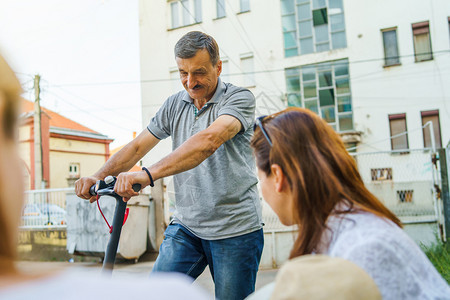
[403,223,440,247]
[66,193,150,260]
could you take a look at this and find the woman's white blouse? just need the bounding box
[323,211,449,300]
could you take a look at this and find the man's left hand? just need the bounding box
[114,170,149,201]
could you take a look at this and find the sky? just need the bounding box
[0,0,141,147]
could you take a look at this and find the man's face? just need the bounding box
[176,49,222,102]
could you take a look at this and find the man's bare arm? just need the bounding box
[94,130,160,178]
[75,129,160,201]
[151,114,241,179]
[115,114,243,200]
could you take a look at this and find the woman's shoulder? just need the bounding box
[330,210,402,241]
[327,212,450,299]
[328,211,417,258]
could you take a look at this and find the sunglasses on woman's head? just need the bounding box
[253,115,273,147]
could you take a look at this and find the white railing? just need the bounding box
[21,188,74,229]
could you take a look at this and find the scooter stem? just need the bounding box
[102,194,127,275]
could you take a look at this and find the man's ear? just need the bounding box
[270,164,287,193]
[216,60,222,77]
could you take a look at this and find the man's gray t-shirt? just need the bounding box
[147,78,262,240]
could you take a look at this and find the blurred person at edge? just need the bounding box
[0,53,210,300]
[76,31,263,300]
[250,107,449,300]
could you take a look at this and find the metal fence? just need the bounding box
[20,147,445,238]
[20,188,72,229]
[351,148,448,245]
[261,148,444,235]
[444,142,450,241]
[350,148,439,223]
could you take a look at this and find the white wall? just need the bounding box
[139,0,450,166]
[138,0,448,251]
[345,0,450,151]
[138,0,287,164]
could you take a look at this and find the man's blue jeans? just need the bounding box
[152,223,264,300]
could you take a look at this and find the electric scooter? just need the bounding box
[89,175,141,275]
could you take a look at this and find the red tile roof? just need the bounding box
[22,99,98,133]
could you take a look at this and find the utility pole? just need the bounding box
[34,74,43,190]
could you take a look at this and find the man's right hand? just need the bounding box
[75,176,100,203]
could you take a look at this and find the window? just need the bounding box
[382,28,400,66]
[312,8,327,26]
[194,0,202,22]
[69,163,80,179]
[171,2,181,28]
[170,68,183,93]
[170,0,202,29]
[421,110,442,149]
[397,190,413,203]
[284,59,353,131]
[389,114,409,151]
[221,58,230,83]
[412,21,432,62]
[371,168,393,181]
[216,0,226,18]
[281,0,299,57]
[241,53,255,87]
[240,0,250,13]
[280,0,347,57]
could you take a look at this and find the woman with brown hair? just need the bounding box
[251,107,449,299]
[0,53,209,299]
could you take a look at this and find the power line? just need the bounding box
[173,0,282,96]
[19,78,35,90]
[351,61,450,82]
[45,89,138,134]
[52,85,140,124]
[14,71,34,77]
[44,49,450,87]
[38,78,174,111]
[220,0,284,95]
[346,122,431,152]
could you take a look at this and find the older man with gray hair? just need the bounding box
[76,31,263,300]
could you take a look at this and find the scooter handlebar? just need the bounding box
[89,178,141,197]
[89,184,97,196]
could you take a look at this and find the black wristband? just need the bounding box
[142,167,154,187]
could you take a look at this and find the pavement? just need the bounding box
[16,259,279,297]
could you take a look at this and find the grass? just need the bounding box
[422,242,450,284]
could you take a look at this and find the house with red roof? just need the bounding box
[19,99,113,189]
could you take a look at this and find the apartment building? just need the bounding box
[139,0,449,161]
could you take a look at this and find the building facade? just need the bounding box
[138,0,450,249]
[139,0,449,160]
[20,100,113,189]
